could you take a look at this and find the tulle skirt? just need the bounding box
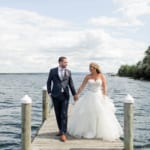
[68,90,123,141]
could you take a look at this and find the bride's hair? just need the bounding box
[90,62,101,74]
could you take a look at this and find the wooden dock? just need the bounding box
[22,90,134,150]
[31,106,124,150]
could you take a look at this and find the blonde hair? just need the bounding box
[89,62,101,73]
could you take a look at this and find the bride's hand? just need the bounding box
[73,94,78,101]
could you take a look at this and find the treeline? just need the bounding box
[118,46,150,80]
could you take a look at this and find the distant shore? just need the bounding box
[118,46,150,81]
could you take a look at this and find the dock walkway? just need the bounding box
[32,106,124,150]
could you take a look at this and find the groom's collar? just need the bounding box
[58,66,66,70]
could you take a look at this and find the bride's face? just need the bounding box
[89,65,96,73]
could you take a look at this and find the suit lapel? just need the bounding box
[56,67,61,81]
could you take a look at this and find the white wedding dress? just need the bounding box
[68,79,123,141]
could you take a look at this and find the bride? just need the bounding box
[68,62,123,141]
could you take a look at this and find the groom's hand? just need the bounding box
[73,94,78,101]
[48,93,51,97]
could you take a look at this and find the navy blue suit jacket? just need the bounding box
[47,67,76,100]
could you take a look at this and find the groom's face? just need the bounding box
[59,59,68,68]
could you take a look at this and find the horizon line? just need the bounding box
[0,72,117,74]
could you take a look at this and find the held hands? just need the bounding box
[73,94,78,101]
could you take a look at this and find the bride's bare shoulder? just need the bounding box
[84,74,91,80]
[99,73,105,78]
[99,73,106,82]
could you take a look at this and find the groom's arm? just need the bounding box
[47,69,53,95]
[68,71,76,96]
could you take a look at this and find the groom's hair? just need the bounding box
[58,56,67,62]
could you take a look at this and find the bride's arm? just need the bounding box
[77,75,89,96]
[101,74,107,96]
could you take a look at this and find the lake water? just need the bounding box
[0,73,150,150]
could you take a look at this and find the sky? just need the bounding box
[0,0,150,73]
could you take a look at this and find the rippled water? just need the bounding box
[0,73,150,150]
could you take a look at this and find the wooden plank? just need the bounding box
[32,105,124,150]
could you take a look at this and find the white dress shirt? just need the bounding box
[58,67,65,80]
[58,67,65,92]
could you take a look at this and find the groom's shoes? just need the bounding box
[60,134,67,142]
[56,132,62,136]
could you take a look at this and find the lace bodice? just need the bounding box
[87,79,102,92]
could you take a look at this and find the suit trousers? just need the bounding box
[52,93,69,134]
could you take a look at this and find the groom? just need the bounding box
[47,56,78,142]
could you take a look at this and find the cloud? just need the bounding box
[88,16,143,27]
[89,0,150,27]
[114,0,150,18]
[0,8,147,73]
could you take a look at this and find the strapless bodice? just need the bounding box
[87,79,102,92]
